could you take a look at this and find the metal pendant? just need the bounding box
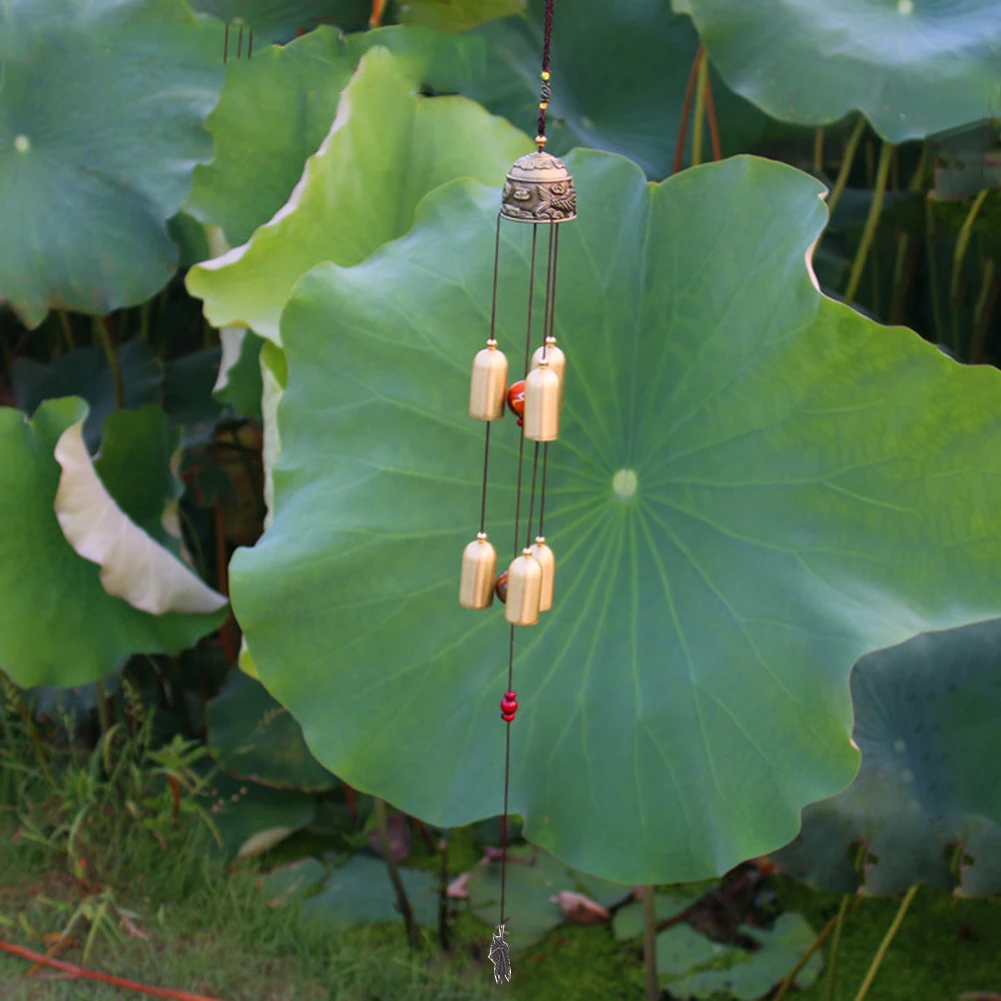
[523,359,560,442]
[469,340,509,421]
[459,533,497,610]
[504,549,542,626]
[532,336,566,408]
[530,537,555,612]
[500,151,577,224]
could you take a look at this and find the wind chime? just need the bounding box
[456,0,576,985]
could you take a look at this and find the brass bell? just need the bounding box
[459,533,497,609]
[523,358,560,441]
[530,537,555,612]
[500,151,577,224]
[469,340,509,421]
[531,336,566,409]
[504,549,542,626]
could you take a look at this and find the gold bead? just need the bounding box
[469,340,508,421]
[505,549,542,626]
[535,134,548,147]
[523,359,560,441]
[541,71,551,81]
[539,102,548,110]
[459,533,497,610]
[531,337,565,410]
[530,537,555,612]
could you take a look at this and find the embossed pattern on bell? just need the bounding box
[500,151,577,223]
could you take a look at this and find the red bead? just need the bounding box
[507,380,526,418]
[501,711,516,722]
[501,697,518,714]
[495,570,509,603]
[504,690,516,700]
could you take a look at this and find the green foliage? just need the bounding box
[687,0,1001,142]
[231,151,1001,884]
[0,0,224,327]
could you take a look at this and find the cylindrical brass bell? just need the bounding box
[523,359,560,441]
[459,533,497,609]
[530,537,555,612]
[504,549,542,626]
[532,336,566,409]
[469,340,509,421]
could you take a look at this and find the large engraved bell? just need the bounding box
[500,151,577,224]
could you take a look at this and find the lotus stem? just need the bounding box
[374,797,420,948]
[971,258,999,364]
[813,128,824,174]
[828,116,867,216]
[950,188,990,351]
[889,146,930,324]
[703,60,722,161]
[642,885,659,1001]
[844,140,894,307]
[673,46,704,174]
[852,885,919,1001]
[691,53,709,167]
[774,911,840,1001]
[57,310,75,350]
[92,317,124,409]
[824,893,854,1001]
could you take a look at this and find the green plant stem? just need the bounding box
[691,53,709,167]
[828,116,867,217]
[971,258,999,363]
[774,910,840,1001]
[57,310,75,350]
[813,127,824,174]
[95,678,112,738]
[642,885,659,1001]
[0,669,53,784]
[844,140,894,307]
[889,146,930,325]
[852,885,919,1001]
[926,197,944,343]
[140,301,150,341]
[824,893,853,1001]
[374,798,420,949]
[950,188,990,350]
[92,317,125,409]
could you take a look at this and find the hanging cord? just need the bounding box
[537,224,559,538]
[536,0,556,146]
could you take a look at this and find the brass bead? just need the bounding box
[505,549,542,626]
[530,537,555,612]
[535,134,548,147]
[469,341,508,421]
[541,71,551,81]
[523,359,560,441]
[531,337,566,409]
[459,533,497,610]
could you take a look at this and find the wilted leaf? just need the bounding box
[549,890,610,925]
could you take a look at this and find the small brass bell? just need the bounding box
[469,340,509,421]
[459,532,497,609]
[523,358,560,441]
[505,549,542,626]
[530,537,555,612]
[532,336,566,409]
[500,150,577,224]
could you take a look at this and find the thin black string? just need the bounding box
[537,0,556,140]
[237,25,243,58]
[538,443,549,538]
[525,443,540,550]
[479,423,491,534]
[500,222,541,938]
[248,29,253,59]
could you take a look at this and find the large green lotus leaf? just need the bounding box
[207,668,338,791]
[189,0,370,42]
[299,853,439,928]
[659,914,823,998]
[462,0,769,177]
[397,0,523,32]
[187,45,530,342]
[230,151,1001,885]
[0,398,227,689]
[687,0,1001,143]
[772,619,1001,897]
[0,0,223,328]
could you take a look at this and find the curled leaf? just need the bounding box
[54,418,228,616]
[548,890,610,925]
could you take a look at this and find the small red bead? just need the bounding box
[504,690,517,700]
[501,698,518,714]
[501,711,516,722]
[507,380,526,418]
